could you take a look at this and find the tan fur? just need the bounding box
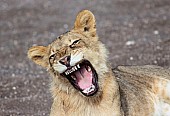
[27,10,170,116]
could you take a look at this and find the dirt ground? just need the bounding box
[0,0,170,115]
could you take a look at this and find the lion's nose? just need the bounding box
[59,55,71,67]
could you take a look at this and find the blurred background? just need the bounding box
[0,0,170,115]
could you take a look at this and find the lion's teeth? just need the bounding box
[87,66,91,72]
[77,64,80,69]
[65,71,69,75]
[82,85,95,94]
[71,75,76,80]
[65,64,81,75]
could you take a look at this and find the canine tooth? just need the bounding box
[71,75,76,80]
[77,64,80,69]
[87,66,91,72]
[74,66,77,71]
[82,85,95,94]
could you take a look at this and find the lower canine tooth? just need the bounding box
[71,75,76,80]
[83,85,95,93]
[87,66,91,72]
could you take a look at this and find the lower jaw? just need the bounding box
[80,84,99,97]
[81,89,98,96]
[69,82,98,96]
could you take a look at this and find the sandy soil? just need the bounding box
[0,0,170,115]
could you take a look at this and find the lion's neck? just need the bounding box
[50,70,121,116]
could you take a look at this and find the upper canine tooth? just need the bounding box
[77,64,80,69]
[74,66,77,71]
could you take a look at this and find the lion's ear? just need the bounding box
[27,46,48,68]
[74,10,96,37]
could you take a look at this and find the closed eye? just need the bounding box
[49,54,56,65]
[72,39,80,45]
[70,39,81,48]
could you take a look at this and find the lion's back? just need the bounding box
[113,65,170,115]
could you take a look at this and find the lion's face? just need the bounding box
[28,10,109,97]
[49,32,100,96]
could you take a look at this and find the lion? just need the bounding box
[27,10,170,116]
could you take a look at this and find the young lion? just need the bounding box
[28,10,170,116]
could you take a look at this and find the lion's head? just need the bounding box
[28,10,109,97]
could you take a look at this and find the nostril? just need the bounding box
[59,56,71,67]
[67,55,71,62]
[67,56,71,62]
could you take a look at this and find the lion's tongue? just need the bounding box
[74,66,92,90]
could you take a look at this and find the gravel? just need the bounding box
[0,0,170,115]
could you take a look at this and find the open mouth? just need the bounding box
[61,60,98,96]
